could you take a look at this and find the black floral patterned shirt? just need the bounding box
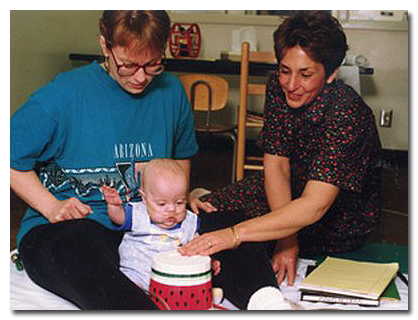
[257,71,382,254]
[203,72,382,256]
[258,72,381,195]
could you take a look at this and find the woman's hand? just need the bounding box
[188,188,218,215]
[178,228,236,256]
[47,197,92,223]
[270,234,299,286]
[10,168,92,224]
[175,160,218,214]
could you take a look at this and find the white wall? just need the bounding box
[169,13,409,150]
[10,10,103,114]
[344,28,409,150]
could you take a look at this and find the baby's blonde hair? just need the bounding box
[141,159,187,191]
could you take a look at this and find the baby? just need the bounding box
[102,158,219,290]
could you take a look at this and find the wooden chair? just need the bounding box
[180,74,237,182]
[236,42,277,181]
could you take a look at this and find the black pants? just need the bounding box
[199,211,278,309]
[19,213,277,310]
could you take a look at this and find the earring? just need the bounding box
[100,57,109,73]
[104,57,109,73]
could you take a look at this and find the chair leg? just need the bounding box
[231,133,237,183]
[220,131,237,183]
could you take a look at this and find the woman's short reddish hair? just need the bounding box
[99,10,170,55]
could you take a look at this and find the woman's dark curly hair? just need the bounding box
[273,11,348,78]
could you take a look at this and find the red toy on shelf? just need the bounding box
[169,23,201,58]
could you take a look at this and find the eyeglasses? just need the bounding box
[109,49,165,76]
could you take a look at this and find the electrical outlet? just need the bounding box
[380,109,393,127]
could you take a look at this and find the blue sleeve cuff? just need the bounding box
[196,216,201,234]
[114,203,133,231]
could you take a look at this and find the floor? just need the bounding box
[10,134,408,250]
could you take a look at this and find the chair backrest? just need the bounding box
[236,42,276,181]
[179,74,229,111]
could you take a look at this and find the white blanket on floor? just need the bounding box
[10,250,408,310]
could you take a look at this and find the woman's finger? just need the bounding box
[196,200,217,213]
[286,264,297,286]
[189,199,200,215]
[180,229,234,257]
[179,235,213,255]
[275,265,286,285]
[202,202,218,213]
[75,201,92,217]
[50,198,92,223]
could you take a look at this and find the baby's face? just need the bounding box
[143,176,188,229]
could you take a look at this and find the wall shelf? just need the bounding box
[69,54,373,76]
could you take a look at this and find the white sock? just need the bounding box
[247,286,292,310]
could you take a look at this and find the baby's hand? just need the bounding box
[101,185,123,205]
[211,259,221,276]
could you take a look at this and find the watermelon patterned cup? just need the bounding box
[149,250,212,310]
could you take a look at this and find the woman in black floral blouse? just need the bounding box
[182,11,381,287]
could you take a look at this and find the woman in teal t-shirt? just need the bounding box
[10,11,198,310]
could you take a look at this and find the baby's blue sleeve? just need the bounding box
[196,216,201,234]
[114,203,133,231]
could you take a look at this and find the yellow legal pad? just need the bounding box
[298,257,399,300]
